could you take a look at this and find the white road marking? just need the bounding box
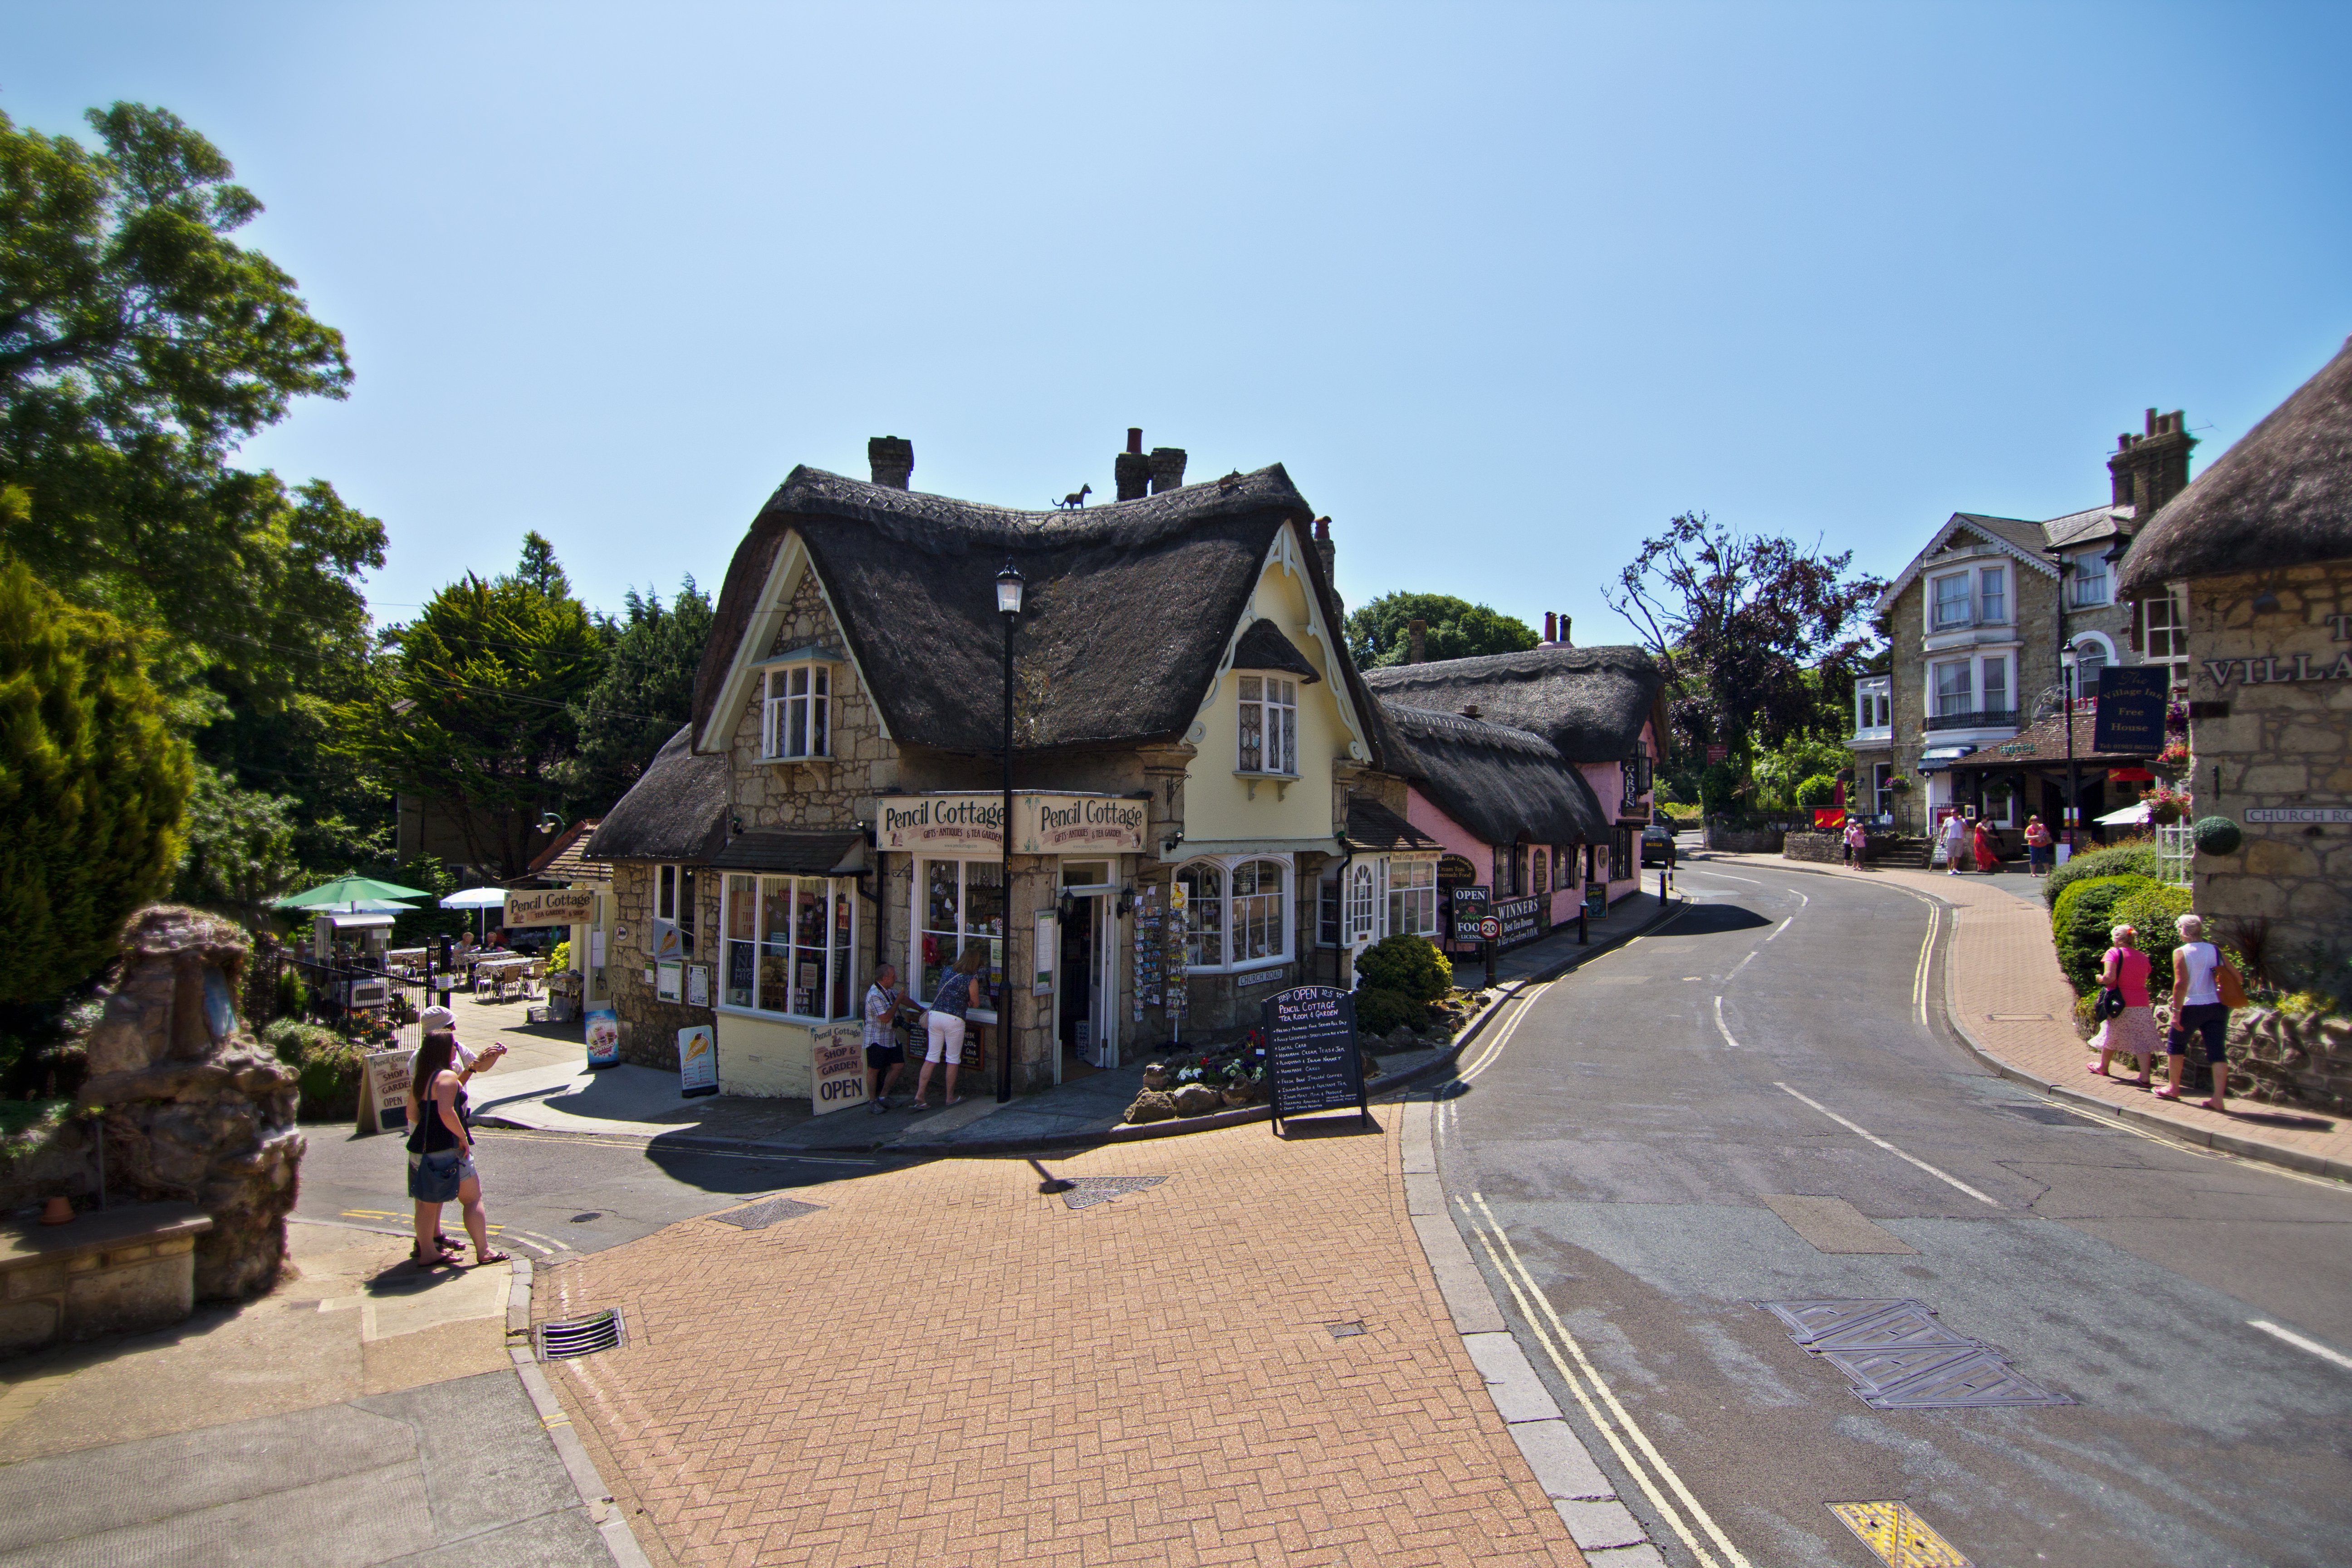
[1764,918,1793,942]
[1460,984,1547,1084]
[1728,950,1758,979]
[2249,1319,2352,1372]
[1712,997,1741,1050]
[1679,868,1761,885]
[1468,1194,1754,1568]
[1774,1082,2001,1206]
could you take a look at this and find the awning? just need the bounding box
[2097,802,2153,826]
[1916,746,1975,774]
[2108,766,2155,783]
[710,830,869,876]
[325,912,397,931]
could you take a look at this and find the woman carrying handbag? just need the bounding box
[2160,913,2243,1111]
[2087,925,2156,1086]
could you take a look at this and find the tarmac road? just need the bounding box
[1432,854,2352,1568]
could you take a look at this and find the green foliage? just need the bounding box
[1344,593,1538,670]
[2192,815,2243,856]
[263,1018,362,1122]
[550,938,571,972]
[0,1099,69,1165]
[1794,774,1839,810]
[558,578,715,815]
[273,963,308,1021]
[2052,875,2159,995]
[333,539,606,879]
[0,548,193,1003]
[1352,986,1421,1039]
[1354,934,1452,1004]
[2042,838,2159,912]
[2112,883,2194,996]
[389,855,470,948]
[1753,737,1851,813]
[172,762,300,922]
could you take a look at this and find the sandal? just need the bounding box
[413,1247,461,1269]
[2087,1063,2108,1077]
[474,1249,511,1266]
[2153,1086,2182,1100]
[2200,1100,2226,1112]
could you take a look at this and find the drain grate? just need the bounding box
[708,1196,825,1230]
[1325,1321,1366,1339]
[1058,1175,1168,1211]
[1759,1299,2072,1411]
[536,1308,624,1362]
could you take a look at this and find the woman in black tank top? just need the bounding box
[407,1031,507,1268]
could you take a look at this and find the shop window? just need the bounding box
[720,873,854,1019]
[1318,868,1342,947]
[761,658,835,760]
[655,864,697,956]
[1237,675,1298,775]
[1181,856,1292,970]
[1554,848,1575,891]
[1387,858,1437,937]
[915,860,1004,1010]
[1611,826,1635,882]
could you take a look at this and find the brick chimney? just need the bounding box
[1313,516,1335,578]
[1543,612,1557,644]
[1408,618,1427,665]
[1148,447,1187,494]
[2108,408,2195,515]
[1115,428,1150,501]
[868,436,912,490]
[1557,613,1571,647]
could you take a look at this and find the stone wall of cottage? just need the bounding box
[732,571,902,828]
[606,859,721,1070]
[2184,559,2352,960]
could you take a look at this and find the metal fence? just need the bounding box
[276,956,436,1054]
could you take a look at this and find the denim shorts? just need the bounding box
[2167,1002,2230,1063]
[407,1148,475,1204]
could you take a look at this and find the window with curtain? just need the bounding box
[916,860,1003,1009]
[1935,660,1973,717]
[1980,656,2009,715]
[1178,862,1225,967]
[1932,572,1972,627]
[2072,552,2110,607]
[720,873,855,1019]
[1181,857,1291,968]
[1236,675,1298,775]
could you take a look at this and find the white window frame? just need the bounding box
[1385,856,1437,937]
[910,858,1004,1023]
[1179,853,1295,973]
[1978,653,2011,715]
[2072,634,2112,686]
[1933,659,1973,717]
[2071,551,2111,608]
[1346,861,1378,946]
[759,655,838,761]
[1235,673,1299,776]
[655,863,697,955]
[2144,589,2187,662]
[1930,570,1974,630]
[719,872,857,1021]
[1976,564,2007,625]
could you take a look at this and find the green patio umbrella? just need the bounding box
[273,874,433,910]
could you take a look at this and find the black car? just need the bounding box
[1640,820,1677,866]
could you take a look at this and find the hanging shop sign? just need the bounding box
[505,887,598,928]
[2094,666,2169,754]
[809,1024,867,1114]
[1020,794,1148,855]
[1436,856,1478,889]
[1262,985,1368,1131]
[878,794,1006,855]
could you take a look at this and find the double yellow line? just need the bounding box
[1459,1192,1753,1568]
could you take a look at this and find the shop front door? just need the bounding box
[1055,893,1122,1082]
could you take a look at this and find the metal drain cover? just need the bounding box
[1326,1321,1366,1338]
[709,1196,825,1230]
[1759,1299,2073,1411]
[1058,1175,1167,1211]
[537,1308,624,1362]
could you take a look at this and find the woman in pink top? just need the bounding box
[2088,924,2158,1085]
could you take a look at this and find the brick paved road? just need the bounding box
[537,1116,1586,1567]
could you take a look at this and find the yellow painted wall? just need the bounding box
[717,1011,814,1098]
[1182,539,1362,844]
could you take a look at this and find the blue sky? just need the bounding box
[9,3,2350,645]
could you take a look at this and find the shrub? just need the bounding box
[263,1019,364,1122]
[273,965,309,1021]
[1795,774,1839,809]
[2043,838,2160,911]
[2053,875,2159,995]
[1355,934,1451,1004]
[2192,815,2243,856]
[2112,883,2194,995]
[1352,987,1421,1039]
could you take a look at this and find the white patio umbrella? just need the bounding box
[2096,802,2152,827]
[440,886,509,941]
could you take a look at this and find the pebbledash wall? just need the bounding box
[2183,559,2352,954]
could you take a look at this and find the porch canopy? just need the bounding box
[1943,702,2150,780]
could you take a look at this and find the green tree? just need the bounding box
[0,547,193,1004]
[1344,593,1538,669]
[333,537,605,880]
[171,761,300,923]
[558,578,715,814]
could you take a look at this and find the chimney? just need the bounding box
[1313,516,1335,579]
[1558,614,1571,646]
[2107,407,2196,515]
[1408,618,1427,665]
[868,436,912,490]
[1114,428,1150,500]
[1543,611,1557,644]
[1148,446,1187,494]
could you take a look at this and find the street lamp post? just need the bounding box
[2061,645,2081,854]
[994,560,1025,1105]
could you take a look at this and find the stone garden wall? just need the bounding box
[1707,824,1785,854]
[2227,1007,2352,1115]
[1783,832,1839,864]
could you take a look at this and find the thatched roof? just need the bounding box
[1378,703,1611,848]
[2119,334,2352,594]
[709,830,867,876]
[1232,618,1320,682]
[585,726,730,863]
[691,465,1375,760]
[1360,646,1665,764]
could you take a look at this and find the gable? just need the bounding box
[1878,512,2062,613]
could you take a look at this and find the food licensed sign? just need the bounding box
[505,887,598,927]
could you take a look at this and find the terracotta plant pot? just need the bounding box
[39,1195,74,1226]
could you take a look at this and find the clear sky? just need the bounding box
[9,3,2350,645]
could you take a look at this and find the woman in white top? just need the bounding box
[1940,813,1968,876]
[2162,913,2234,1110]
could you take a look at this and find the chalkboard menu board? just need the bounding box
[1262,985,1367,1130]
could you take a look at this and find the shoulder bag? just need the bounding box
[2215,959,2248,1009]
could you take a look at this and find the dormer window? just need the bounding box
[1237,675,1298,776]
[759,647,840,760]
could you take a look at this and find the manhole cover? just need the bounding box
[536,1308,624,1362]
[1326,1321,1367,1338]
[709,1196,825,1230]
[1759,1299,2073,1411]
[1058,1175,1167,1211]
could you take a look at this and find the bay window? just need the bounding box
[720,873,855,1020]
[1237,675,1298,775]
[1934,660,1973,718]
[1932,572,1972,628]
[1179,855,1293,970]
[914,860,1003,1011]
[1977,566,2007,624]
[1980,656,2009,716]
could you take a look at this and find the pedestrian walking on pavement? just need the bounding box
[1842,818,1868,868]
[2160,914,2239,1110]
[406,1029,508,1269]
[1939,812,1968,875]
[2024,816,2053,877]
[865,964,907,1113]
[1972,818,2000,876]
[913,947,989,1110]
[2088,925,2157,1086]
[416,1006,504,1254]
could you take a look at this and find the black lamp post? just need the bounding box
[994,560,1025,1105]
[2045,546,2077,852]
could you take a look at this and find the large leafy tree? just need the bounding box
[1344,592,1538,669]
[1605,512,1885,768]
[0,547,192,1004]
[335,539,606,880]
[559,577,714,816]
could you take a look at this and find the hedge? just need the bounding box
[2112,884,2194,995]
[2043,840,2160,912]
[2052,875,2160,996]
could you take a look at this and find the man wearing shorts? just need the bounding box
[864,965,906,1114]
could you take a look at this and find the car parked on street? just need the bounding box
[1641,818,1677,866]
